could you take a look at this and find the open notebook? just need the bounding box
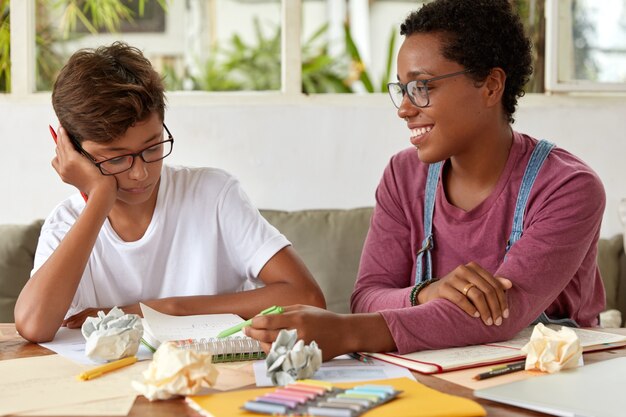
[139,303,265,363]
[365,325,626,374]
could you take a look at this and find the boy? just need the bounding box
[15,42,325,343]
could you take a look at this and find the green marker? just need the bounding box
[217,305,284,338]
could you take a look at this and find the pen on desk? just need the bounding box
[348,352,370,363]
[473,360,526,381]
[217,305,284,338]
[77,356,138,381]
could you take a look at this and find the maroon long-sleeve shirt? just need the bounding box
[351,132,606,354]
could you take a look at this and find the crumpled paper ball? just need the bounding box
[600,309,622,328]
[265,329,322,386]
[132,341,219,401]
[521,323,582,373]
[81,306,143,361]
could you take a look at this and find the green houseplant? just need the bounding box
[0,0,167,92]
[0,0,9,92]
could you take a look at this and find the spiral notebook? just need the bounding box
[139,303,265,363]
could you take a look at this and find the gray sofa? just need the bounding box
[1,208,625,326]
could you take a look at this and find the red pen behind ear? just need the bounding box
[49,125,89,202]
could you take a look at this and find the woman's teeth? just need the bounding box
[411,126,432,137]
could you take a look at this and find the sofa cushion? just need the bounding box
[0,220,44,322]
[0,212,624,326]
[260,208,373,313]
[619,198,626,250]
[597,235,624,313]
[618,251,626,321]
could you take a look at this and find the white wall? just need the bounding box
[1,93,625,238]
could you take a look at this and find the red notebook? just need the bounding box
[364,326,626,374]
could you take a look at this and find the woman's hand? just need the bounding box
[418,262,512,326]
[51,126,117,201]
[244,305,359,361]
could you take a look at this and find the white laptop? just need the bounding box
[474,357,626,417]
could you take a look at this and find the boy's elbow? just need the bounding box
[14,310,57,343]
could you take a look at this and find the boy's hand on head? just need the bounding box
[418,262,512,327]
[51,126,117,203]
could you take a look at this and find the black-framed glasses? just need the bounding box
[387,69,472,109]
[77,124,174,176]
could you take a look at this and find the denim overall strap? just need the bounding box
[506,139,555,252]
[415,161,442,284]
[505,139,579,328]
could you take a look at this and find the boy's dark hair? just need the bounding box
[52,41,165,144]
[400,0,532,123]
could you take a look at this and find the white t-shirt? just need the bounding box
[32,165,290,318]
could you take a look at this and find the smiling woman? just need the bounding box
[245,0,607,362]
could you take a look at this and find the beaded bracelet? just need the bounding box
[409,278,438,306]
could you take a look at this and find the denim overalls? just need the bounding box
[414,139,578,327]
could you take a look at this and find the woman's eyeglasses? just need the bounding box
[387,69,472,109]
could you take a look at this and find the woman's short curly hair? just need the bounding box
[400,0,532,123]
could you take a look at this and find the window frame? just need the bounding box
[7,0,303,98]
[7,0,626,99]
[545,0,626,92]
[9,0,36,96]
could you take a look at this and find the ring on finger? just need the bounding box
[462,282,476,296]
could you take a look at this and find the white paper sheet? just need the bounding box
[253,355,414,387]
[0,354,148,416]
[17,396,136,416]
[39,327,153,365]
[140,303,246,343]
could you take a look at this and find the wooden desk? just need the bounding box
[2,324,625,417]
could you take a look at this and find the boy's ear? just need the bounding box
[483,67,506,107]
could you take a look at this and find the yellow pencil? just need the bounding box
[76,356,138,381]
